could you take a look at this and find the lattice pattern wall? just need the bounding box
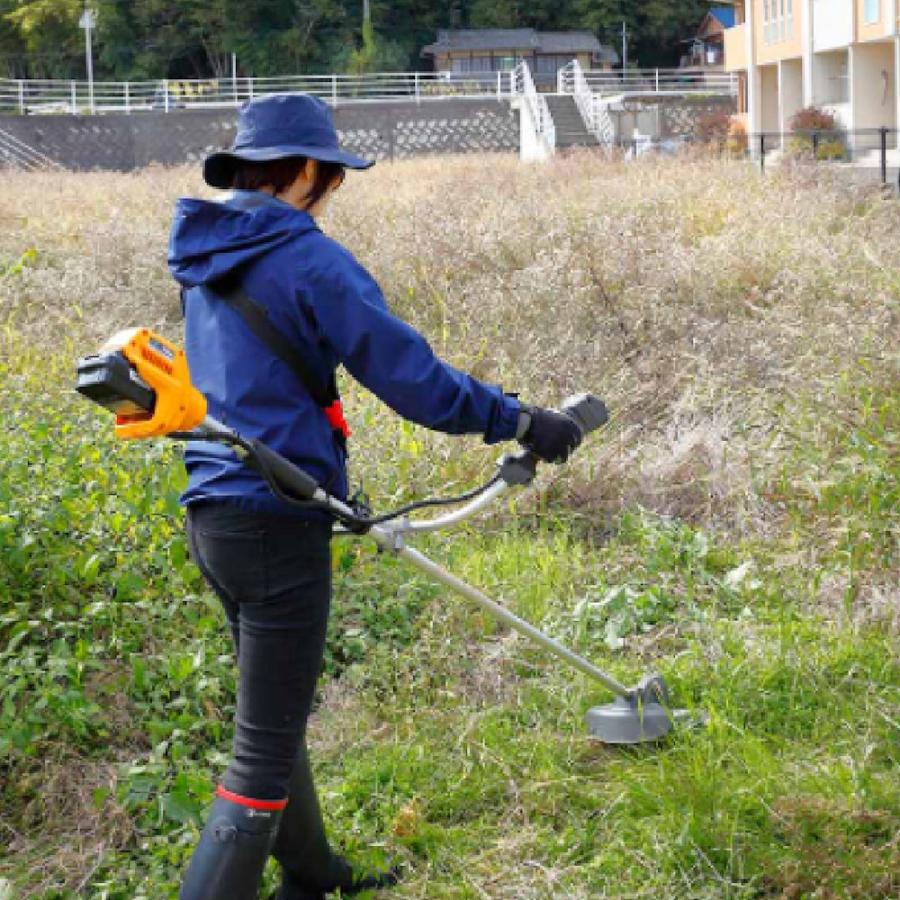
[659,96,736,137]
[0,100,518,171]
[336,103,519,160]
[610,95,737,143]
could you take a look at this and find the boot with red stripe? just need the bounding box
[180,786,287,900]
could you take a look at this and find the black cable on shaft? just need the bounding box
[349,475,502,526]
[174,431,500,529]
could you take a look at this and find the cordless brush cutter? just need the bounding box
[76,327,694,744]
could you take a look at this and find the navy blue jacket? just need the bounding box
[168,190,522,515]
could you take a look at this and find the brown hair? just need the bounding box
[231,156,344,209]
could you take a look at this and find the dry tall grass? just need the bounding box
[1,153,898,899]
[1,153,897,617]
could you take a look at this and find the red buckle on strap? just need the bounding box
[323,400,351,439]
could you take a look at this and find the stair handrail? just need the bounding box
[0,126,61,170]
[512,60,555,154]
[558,59,613,147]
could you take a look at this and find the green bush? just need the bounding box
[787,106,849,161]
[788,134,849,161]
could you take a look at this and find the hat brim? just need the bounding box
[204,144,375,189]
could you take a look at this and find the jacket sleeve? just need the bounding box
[304,245,521,443]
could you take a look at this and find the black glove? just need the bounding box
[519,405,583,464]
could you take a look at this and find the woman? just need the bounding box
[168,93,582,900]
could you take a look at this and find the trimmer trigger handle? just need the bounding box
[498,449,539,486]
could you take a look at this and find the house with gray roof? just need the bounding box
[421,29,618,89]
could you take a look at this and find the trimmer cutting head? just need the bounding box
[585,674,681,744]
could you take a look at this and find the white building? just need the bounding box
[724,0,899,137]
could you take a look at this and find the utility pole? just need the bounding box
[621,20,629,71]
[79,6,96,114]
[363,0,370,21]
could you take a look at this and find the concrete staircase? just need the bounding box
[0,126,60,170]
[544,94,599,149]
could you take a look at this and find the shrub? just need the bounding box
[790,106,838,132]
[726,119,749,157]
[788,106,847,161]
[814,138,849,161]
[694,109,732,144]
[787,134,849,161]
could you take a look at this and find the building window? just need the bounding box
[865,0,880,24]
[451,57,492,74]
[535,55,571,75]
[763,0,793,44]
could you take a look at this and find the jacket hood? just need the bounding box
[168,194,318,288]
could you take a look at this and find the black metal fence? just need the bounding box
[604,127,900,191]
[752,127,900,188]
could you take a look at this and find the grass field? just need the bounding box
[0,153,897,899]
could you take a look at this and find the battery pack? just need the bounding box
[76,351,157,418]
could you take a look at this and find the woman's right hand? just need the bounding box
[518,405,584,464]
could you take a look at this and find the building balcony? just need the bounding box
[725,25,748,72]
[813,0,854,51]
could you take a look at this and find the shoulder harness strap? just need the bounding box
[204,280,350,448]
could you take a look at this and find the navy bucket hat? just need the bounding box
[203,93,374,189]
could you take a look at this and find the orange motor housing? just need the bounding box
[101,328,207,439]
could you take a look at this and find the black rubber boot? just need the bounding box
[275,862,400,898]
[272,745,399,898]
[180,788,286,900]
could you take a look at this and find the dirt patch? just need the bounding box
[0,752,134,895]
[761,795,900,899]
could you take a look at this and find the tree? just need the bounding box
[0,0,29,77]
[3,0,83,78]
[469,0,517,29]
[342,1,407,75]
[278,0,349,73]
[635,0,710,67]
[2,0,715,79]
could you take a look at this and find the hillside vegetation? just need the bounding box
[1,0,709,80]
[0,154,897,899]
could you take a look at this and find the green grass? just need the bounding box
[1,344,897,898]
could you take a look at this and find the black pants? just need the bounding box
[186,502,332,801]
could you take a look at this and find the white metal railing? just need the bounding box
[557,60,614,147]
[0,67,738,117]
[0,71,514,115]
[575,68,738,98]
[511,61,555,155]
[0,125,60,169]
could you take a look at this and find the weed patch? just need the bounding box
[0,157,897,897]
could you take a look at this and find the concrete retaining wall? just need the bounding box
[0,99,519,171]
[0,95,739,170]
[608,95,738,144]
